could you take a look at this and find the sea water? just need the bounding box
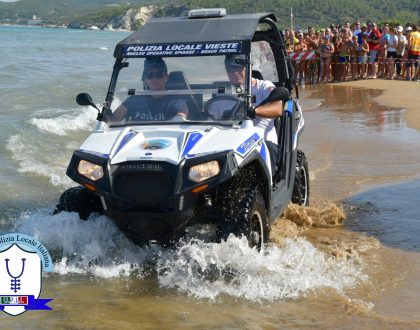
[1,25,420,328]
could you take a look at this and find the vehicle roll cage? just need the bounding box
[99,13,294,121]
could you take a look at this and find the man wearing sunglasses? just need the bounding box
[211,54,284,171]
[112,57,188,122]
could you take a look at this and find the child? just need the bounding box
[358,35,369,78]
[351,35,360,79]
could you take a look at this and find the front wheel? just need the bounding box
[54,186,103,220]
[291,150,310,206]
[218,187,269,250]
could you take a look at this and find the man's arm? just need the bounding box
[176,103,188,119]
[110,104,128,122]
[165,98,189,120]
[173,98,188,118]
[255,100,283,118]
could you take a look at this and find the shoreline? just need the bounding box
[0,23,131,32]
[330,80,420,131]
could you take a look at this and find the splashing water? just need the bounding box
[157,235,367,301]
[11,210,367,302]
[13,211,156,278]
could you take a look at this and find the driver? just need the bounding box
[111,57,188,122]
[224,54,284,171]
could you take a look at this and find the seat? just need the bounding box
[166,71,190,90]
[166,71,201,119]
[252,70,264,80]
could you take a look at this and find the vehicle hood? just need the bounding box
[77,124,262,165]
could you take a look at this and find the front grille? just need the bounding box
[113,163,175,207]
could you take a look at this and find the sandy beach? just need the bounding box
[334,80,420,131]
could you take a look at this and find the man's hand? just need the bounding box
[247,106,256,119]
[169,114,187,122]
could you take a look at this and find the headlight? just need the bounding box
[77,160,104,181]
[189,160,220,183]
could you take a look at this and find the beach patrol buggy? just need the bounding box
[55,8,309,248]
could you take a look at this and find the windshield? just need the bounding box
[105,55,249,126]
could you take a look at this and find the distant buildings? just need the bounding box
[27,15,43,26]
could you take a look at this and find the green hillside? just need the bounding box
[1,0,419,27]
[0,0,166,24]
[173,0,420,28]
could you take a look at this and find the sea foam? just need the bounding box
[30,106,97,136]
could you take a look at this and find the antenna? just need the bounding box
[290,7,294,32]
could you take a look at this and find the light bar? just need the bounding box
[188,8,226,19]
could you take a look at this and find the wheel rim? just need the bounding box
[297,164,308,205]
[250,210,264,248]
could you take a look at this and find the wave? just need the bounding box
[29,106,97,136]
[6,134,74,187]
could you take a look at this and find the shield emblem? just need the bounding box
[0,244,42,316]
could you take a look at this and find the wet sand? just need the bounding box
[335,80,420,131]
[269,80,420,327]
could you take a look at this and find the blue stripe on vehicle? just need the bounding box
[284,100,293,114]
[236,132,260,156]
[115,131,137,155]
[260,143,267,162]
[182,132,203,158]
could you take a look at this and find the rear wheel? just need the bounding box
[54,186,103,220]
[291,150,310,206]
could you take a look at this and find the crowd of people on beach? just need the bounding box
[285,21,420,84]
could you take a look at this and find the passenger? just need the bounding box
[222,54,286,171]
[111,57,188,122]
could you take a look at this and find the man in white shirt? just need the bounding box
[224,54,285,171]
[352,21,361,37]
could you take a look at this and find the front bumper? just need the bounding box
[66,150,238,242]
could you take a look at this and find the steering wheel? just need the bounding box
[184,94,201,120]
[204,95,245,120]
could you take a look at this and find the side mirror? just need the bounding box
[76,93,101,112]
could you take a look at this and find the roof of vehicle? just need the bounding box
[113,12,277,58]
